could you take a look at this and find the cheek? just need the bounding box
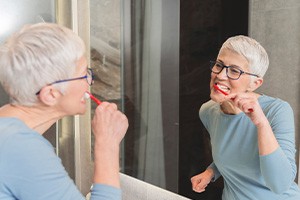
[65,84,88,105]
[209,73,216,84]
[209,80,221,102]
[209,78,214,87]
[70,81,89,94]
[230,79,249,92]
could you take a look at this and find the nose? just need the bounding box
[216,67,228,79]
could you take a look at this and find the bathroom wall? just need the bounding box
[249,0,300,182]
[0,0,56,107]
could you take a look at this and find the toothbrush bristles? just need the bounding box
[86,91,101,105]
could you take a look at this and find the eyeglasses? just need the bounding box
[210,61,259,80]
[36,68,94,95]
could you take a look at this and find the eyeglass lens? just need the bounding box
[210,61,242,80]
[87,68,94,85]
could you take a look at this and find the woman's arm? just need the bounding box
[92,102,128,188]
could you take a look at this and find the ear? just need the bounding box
[38,86,61,106]
[247,78,263,92]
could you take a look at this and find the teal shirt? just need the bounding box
[200,95,300,200]
[0,118,121,200]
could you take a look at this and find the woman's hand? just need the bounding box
[226,92,267,127]
[191,168,214,193]
[92,102,128,147]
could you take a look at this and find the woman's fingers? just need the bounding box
[226,93,256,113]
[191,175,209,193]
[92,102,129,145]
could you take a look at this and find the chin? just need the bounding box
[210,93,223,103]
[76,111,85,115]
[74,105,87,115]
[210,93,216,101]
[78,108,87,115]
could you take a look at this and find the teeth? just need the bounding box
[80,92,90,102]
[84,92,91,99]
[217,84,230,92]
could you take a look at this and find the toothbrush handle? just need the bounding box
[213,84,229,95]
[86,91,101,105]
[90,95,101,105]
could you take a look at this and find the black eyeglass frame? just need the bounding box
[35,68,94,95]
[209,61,259,80]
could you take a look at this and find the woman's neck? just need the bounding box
[220,101,241,115]
[0,104,61,134]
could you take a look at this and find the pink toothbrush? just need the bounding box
[85,91,101,105]
[213,84,253,112]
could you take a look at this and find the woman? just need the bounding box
[0,23,128,199]
[191,35,300,199]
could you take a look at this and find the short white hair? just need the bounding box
[219,35,269,78]
[0,23,85,106]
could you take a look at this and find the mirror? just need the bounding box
[89,0,300,199]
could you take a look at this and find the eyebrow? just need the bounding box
[216,59,243,69]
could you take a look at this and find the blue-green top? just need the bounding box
[200,95,300,200]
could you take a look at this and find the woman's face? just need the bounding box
[210,49,254,103]
[58,56,90,115]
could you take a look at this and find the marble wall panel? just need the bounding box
[90,0,121,101]
[249,0,300,182]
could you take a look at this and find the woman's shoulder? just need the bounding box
[200,100,218,111]
[0,117,42,138]
[259,95,292,111]
[259,95,294,123]
[0,117,52,156]
[199,100,220,123]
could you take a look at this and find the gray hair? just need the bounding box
[219,35,269,78]
[0,23,85,106]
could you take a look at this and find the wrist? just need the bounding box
[93,143,121,188]
[206,168,215,180]
[255,117,269,129]
[94,142,120,158]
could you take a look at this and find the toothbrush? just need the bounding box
[213,84,253,112]
[213,84,229,96]
[85,91,102,105]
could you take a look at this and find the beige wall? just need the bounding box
[249,0,300,183]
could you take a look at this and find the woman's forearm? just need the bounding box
[256,116,279,156]
[93,143,121,188]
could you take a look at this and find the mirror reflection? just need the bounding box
[90,0,300,199]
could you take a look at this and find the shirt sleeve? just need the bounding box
[90,184,121,200]
[199,100,213,129]
[1,133,85,200]
[207,162,221,181]
[260,101,297,194]
[200,101,221,181]
[1,131,121,200]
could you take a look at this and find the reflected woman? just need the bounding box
[191,35,300,199]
